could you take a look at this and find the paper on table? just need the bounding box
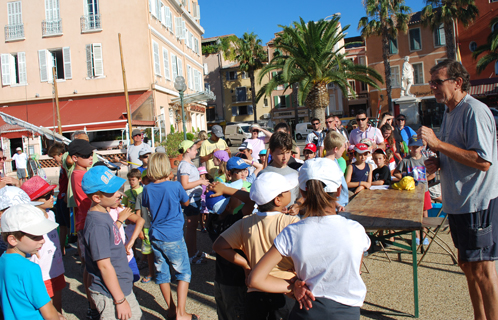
[370,185,389,190]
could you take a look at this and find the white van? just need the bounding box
[295,122,313,140]
[224,124,251,146]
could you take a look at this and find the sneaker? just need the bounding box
[423,238,430,246]
[87,308,100,320]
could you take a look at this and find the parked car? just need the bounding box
[224,124,251,146]
[295,122,313,140]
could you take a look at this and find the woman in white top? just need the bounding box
[248,158,371,320]
[244,124,272,161]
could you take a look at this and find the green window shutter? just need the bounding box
[274,96,280,108]
[285,95,290,108]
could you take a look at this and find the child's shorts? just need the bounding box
[423,191,432,211]
[151,237,191,284]
[90,289,142,320]
[141,228,152,255]
[44,274,66,297]
[129,257,140,283]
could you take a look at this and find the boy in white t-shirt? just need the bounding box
[21,176,66,314]
[213,172,300,319]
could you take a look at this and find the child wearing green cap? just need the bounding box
[178,140,210,264]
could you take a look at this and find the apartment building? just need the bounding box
[0,0,207,154]
[344,36,368,116]
[365,11,447,126]
[458,0,498,108]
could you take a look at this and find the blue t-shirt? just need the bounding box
[142,181,189,242]
[0,253,50,320]
[399,126,417,144]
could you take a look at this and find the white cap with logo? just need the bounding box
[1,203,58,235]
[250,172,297,206]
[298,158,343,193]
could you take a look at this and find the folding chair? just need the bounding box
[418,207,458,265]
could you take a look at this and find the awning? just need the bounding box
[0,91,152,138]
[170,90,216,104]
[469,78,498,96]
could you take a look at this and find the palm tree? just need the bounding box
[221,32,267,123]
[473,17,498,75]
[358,0,411,113]
[256,17,383,124]
[421,0,479,60]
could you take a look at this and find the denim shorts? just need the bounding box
[184,200,201,217]
[151,237,191,284]
[448,197,498,262]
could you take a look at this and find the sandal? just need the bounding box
[140,276,152,283]
[193,250,207,259]
[189,256,207,265]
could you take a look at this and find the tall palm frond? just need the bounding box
[472,17,498,75]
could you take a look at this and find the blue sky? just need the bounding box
[200,0,426,44]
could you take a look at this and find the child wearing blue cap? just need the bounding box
[81,166,143,320]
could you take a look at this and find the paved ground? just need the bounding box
[36,139,479,319]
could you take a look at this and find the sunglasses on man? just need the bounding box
[0,157,6,161]
[356,118,367,122]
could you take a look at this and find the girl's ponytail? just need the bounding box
[301,180,337,218]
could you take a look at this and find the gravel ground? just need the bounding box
[60,227,476,320]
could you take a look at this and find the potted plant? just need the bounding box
[164,132,184,168]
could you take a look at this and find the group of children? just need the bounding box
[0,117,435,320]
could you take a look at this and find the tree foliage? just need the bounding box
[257,17,383,122]
[472,17,498,75]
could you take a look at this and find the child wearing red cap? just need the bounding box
[303,143,317,161]
[21,176,66,314]
[345,143,373,199]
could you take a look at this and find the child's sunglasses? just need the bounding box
[40,191,54,200]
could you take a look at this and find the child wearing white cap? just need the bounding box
[213,172,300,319]
[249,158,371,320]
[0,204,62,319]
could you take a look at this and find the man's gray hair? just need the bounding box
[71,130,87,140]
[430,59,470,93]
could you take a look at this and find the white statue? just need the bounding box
[401,56,414,97]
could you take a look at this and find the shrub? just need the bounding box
[170,125,175,133]
[165,132,183,158]
[186,132,195,141]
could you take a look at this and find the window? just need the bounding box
[43,0,61,35]
[162,6,173,31]
[409,28,422,51]
[236,87,247,102]
[360,81,368,91]
[434,24,445,47]
[413,63,424,84]
[226,71,237,80]
[206,105,216,121]
[390,66,400,87]
[162,48,170,80]
[347,80,356,97]
[264,98,268,107]
[38,47,72,82]
[274,95,288,108]
[194,38,199,55]
[389,37,398,54]
[152,40,161,76]
[187,65,193,89]
[175,17,186,39]
[85,44,103,78]
[241,71,248,79]
[194,69,201,92]
[170,54,182,80]
[6,1,23,40]
[232,105,253,116]
[1,52,26,86]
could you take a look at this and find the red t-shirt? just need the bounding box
[71,169,91,231]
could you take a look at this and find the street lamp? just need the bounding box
[174,76,187,140]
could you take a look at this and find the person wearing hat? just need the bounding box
[5,147,28,185]
[345,143,373,199]
[245,123,272,161]
[213,172,300,319]
[178,140,210,264]
[0,204,62,319]
[20,176,66,314]
[115,129,152,170]
[394,135,435,245]
[199,125,231,179]
[81,166,143,320]
[137,148,152,174]
[249,158,370,320]
[394,114,416,147]
[303,143,317,161]
[258,149,268,165]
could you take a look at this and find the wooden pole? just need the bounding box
[52,67,62,135]
[118,33,133,142]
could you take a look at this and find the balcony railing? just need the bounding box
[80,14,101,32]
[42,19,62,36]
[348,93,369,100]
[4,24,24,41]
